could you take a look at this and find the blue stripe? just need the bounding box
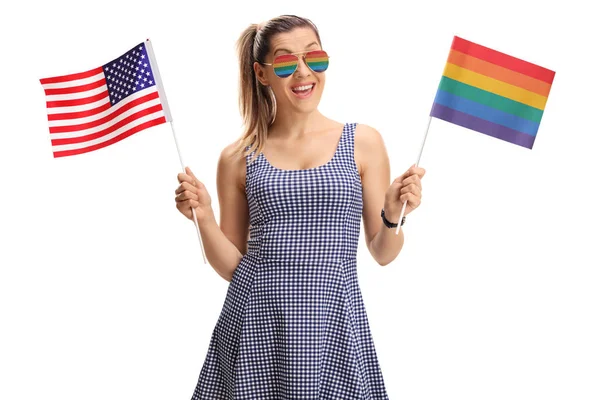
[274,66,296,76]
[433,89,539,136]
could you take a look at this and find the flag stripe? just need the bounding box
[48,89,159,126]
[43,78,106,96]
[46,97,109,115]
[431,103,535,149]
[433,89,539,135]
[44,85,107,102]
[40,66,104,84]
[443,62,547,110]
[41,72,105,90]
[50,92,160,134]
[447,49,552,96]
[438,76,544,123]
[50,99,163,140]
[51,105,164,145]
[47,101,112,121]
[47,90,109,108]
[451,36,555,84]
[53,116,166,158]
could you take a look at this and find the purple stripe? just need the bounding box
[430,103,536,149]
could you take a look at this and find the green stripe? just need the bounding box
[438,76,544,123]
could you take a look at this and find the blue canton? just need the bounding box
[102,43,156,106]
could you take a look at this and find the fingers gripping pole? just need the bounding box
[145,39,207,264]
[395,116,432,235]
[170,121,208,264]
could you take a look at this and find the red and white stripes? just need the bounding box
[40,66,166,158]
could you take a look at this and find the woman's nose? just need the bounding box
[294,57,311,77]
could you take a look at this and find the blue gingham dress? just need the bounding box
[191,122,389,399]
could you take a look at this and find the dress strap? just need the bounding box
[339,123,360,177]
[244,143,261,183]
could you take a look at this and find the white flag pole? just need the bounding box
[395,115,432,235]
[145,39,207,263]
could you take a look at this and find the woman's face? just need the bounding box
[255,26,327,115]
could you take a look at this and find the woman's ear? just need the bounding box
[253,61,270,87]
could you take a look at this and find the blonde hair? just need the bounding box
[233,15,323,164]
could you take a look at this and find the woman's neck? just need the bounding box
[268,110,331,139]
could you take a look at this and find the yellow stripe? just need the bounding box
[274,61,297,67]
[443,63,547,110]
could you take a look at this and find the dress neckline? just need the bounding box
[260,123,347,172]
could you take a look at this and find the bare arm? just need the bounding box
[355,124,405,266]
[192,142,249,281]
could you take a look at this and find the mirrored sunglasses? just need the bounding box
[262,50,330,78]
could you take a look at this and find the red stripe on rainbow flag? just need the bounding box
[451,36,555,84]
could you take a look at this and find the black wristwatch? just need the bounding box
[381,208,405,228]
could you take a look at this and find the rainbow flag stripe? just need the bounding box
[430,36,555,149]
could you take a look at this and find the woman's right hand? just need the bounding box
[175,166,212,223]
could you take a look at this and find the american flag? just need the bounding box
[40,40,171,158]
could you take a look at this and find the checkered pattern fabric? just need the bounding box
[191,123,389,399]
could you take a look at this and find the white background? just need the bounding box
[1,0,599,399]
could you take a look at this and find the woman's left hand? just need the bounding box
[384,164,426,220]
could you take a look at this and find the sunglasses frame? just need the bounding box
[261,49,330,78]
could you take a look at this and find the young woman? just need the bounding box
[175,15,426,399]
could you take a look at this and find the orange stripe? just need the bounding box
[447,49,551,97]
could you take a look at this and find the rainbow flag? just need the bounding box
[430,36,555,149]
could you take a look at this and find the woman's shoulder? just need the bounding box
[217,140,248,191]
[353,123,387,176]
[354,123,385,150]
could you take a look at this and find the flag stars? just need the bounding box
[103,43,155,105]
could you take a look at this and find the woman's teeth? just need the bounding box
[292,84,313,93]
